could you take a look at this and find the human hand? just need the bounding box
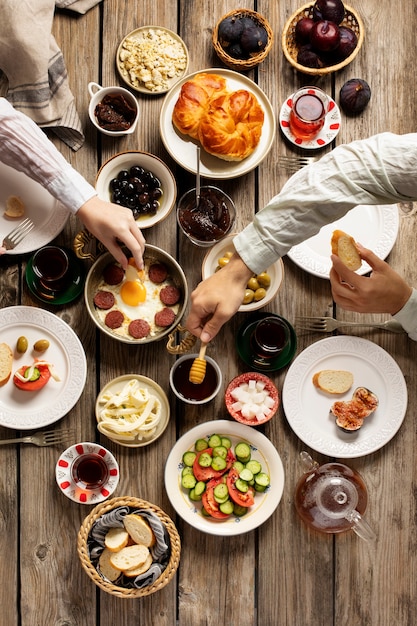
[330,244,412,315]
[185,253,253,343]
[77,197,146,269]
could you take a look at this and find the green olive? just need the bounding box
[257,272,271,288]
[254,288,267,302]
[33,339,50,353]
[242,289,255,305]
[217,256,230,268]
[16,336,28,354]
[247,277,260,291]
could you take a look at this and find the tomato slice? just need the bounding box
[226,467,255,508]
[193,447,235,482]
[202,477,231,519]
[13,364,51,392]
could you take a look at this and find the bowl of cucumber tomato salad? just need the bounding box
[164,420,284,536]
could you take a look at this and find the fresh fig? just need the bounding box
[310,20,340,52]
[331,386,378,432]
[297,45,323,69]
[227,42,245,59]
[313,0,345,25]
[339,79,371,115]
[240,24,268,53]
[335,26,357,60]
[295,17,315,44]
[218,16,244,47]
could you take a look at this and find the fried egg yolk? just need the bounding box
[120,280,147,306]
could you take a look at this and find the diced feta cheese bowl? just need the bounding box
[225,372,279,426]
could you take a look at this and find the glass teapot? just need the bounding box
[294,452,376,541]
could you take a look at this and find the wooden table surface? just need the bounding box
[1,1,417,624]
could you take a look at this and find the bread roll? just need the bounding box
[123,513,155,547]
[109,544,150,572]
[312,370,354,394]
[331,230,362,271]
[104,527,129,552]
[4,195,25,218]
[0,343,13,386]
[98,548,122,582]
[123,552,153,577]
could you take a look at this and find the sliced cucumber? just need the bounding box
[212,445,228,459]
[239,468,254,482]
[213,483,228,501]
[198,452,212,468]
[182,451,197,467]
[235,478,249,493]
[189,487,202,501]
[208,434,222,448]
[211,455,227,472]
[181,473,197,489]
[235,442,251,463]
[181,466,194,477]
[195,438,209,452]
[194,481,206,497]
[221,436,232,449]
[245,460,262,475]
[219,500,234,515]
[233,504,248,517]
[232,460,245,473]
[255,472,270,488]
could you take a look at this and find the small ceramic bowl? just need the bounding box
[88,82,139,137]
[225,372,280,426]
[95,151,176,229]
[177,186,236,247]
[169,354,222,405]
[56,442,119,504]
[202,233,285,312]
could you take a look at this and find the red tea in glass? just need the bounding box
[289,87,328,140]
[72,453,109,490]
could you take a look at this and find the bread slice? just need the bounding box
[109,544,150,572]
[0,343,13,386]
[313,370,354,394]
[104,527,129,552]
[98,548,122,582]
[331,229,361,271]
[123,513,155,547]
[4,195,25,218]
[123,552,153,577]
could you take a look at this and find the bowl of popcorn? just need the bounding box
[116,26,189,94]
[225,372,280,426]
[95,374,170,447]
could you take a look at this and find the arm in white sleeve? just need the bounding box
[234,132,417,274]
[0,98,96,214]
[393,289,417,341]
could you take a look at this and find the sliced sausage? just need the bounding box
[148,262,168,284]
[103,263,125,285]
[159,285,181,306]
[154,307,176,328]
[94,290,116,310]
[128,319,151,339]
[105,310,124,329]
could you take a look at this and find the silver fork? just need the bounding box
[2,217,35,250]
[0,427,75,447]
[295,316,406,333]
[278,155,319,172]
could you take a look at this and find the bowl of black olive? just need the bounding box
[95,151,177,229]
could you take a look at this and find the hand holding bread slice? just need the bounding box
[331,229,362,271]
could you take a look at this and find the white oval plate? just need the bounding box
[279,92,341,150]
[0,306,87,429]
[201,233,284,312]
[56,442,119,504]
[0,162,68,255]
[95,374,170,447]
[282,336,407,458]
[160,68,276,179]
[164,419,285,536]
[287,204,399,278]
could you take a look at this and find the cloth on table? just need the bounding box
[0,0,102,150]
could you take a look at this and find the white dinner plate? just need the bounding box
[287,204,399,278]
[159,68,276,179]
[95,374,170,447]
[0,306,87,429]
[0,162,68,255]
[282,336,407,458]
[164,419,285,536]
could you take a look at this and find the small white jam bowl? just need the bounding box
[88,82,139,137]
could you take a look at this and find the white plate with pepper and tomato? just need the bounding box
[0,306,86,429]
[164,420,284,536]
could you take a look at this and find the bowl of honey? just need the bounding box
[169,354,222,404]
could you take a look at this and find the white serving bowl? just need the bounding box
[95,151,177,229]
[87,82,139,137]
[202,233,285,312]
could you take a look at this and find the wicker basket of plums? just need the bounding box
[212,9,273,71]
[282,0,364,75]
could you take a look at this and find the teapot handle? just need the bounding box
[345,509,376,542]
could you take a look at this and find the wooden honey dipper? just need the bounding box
[189,342,208,384]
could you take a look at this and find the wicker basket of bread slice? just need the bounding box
[212,9,273,71]
[77,496,181,597]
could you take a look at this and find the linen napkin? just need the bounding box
[0,0,101,150]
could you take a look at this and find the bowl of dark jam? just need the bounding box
[88,82,139,137]
[177,186,235,247]
[169,354,222,404]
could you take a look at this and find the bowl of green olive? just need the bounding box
[201,234,285,312]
